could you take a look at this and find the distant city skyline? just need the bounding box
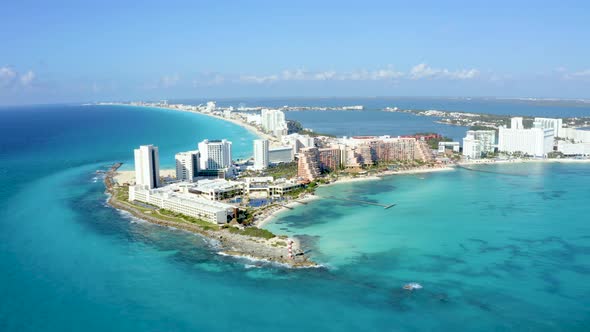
[2,0,590,105]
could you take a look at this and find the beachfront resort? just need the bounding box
[108,101,590,234]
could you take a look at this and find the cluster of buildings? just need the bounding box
[261,109,288,137]
[497,117,554,157]
[293,135,432,182]
[126,102,590,225]
[129,144,237,224]
[175,139,233,180]
[128,136,306,224]
[453,116,590,159]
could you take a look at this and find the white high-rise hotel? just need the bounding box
[462,130,496,159]
[261,109,288,137]
[175,150,200,182]
[462,134,482,159]
[498,117,554,157]
[253,139,269,170]
[534,117,562,138]
[198,139,232,170]
[134,145,160,189]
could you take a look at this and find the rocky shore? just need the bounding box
[104,163,318,268]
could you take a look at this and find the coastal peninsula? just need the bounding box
[100,100,589,271]
[104,163,318,268]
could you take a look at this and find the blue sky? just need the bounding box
[1,0,590,105]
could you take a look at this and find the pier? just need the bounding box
[325,196,396,209]
[456,165,528,177]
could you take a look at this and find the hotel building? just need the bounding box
[198,139,232,170]
[128,186,234,224]
[560,127,590,143]
[318,147,341,171]
[438,142,460,153]
[188,179,244,201]
[462,135,482,159]
[461,130,496,159]
[282,133,315,153]
[134,145,160,189]
[269,146,294,164]
[498,118,554,157]
[336,136,431,167]
[261,109,288,137]
[175,150,200,182]
[534,117,563,138]
[297,147,321,181]
[253,139,269,170]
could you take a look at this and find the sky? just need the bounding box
[1,0,590,105]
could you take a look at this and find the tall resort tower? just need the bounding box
[134,145,160,189]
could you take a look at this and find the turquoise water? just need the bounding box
[266,163,590,330]
[1,104,589,331]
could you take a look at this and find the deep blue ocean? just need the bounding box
[1,100,589,331]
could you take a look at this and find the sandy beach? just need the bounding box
[255,194,321,228]
[376,166,455,177]
[129,104,276,143]
[113,169,176,185]
[201,112,278,143]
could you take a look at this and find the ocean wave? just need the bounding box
[217,251,323,269]
[117,209,147,224]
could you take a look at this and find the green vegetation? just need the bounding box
[238,208,255,226]
[547,151,564,159]
[264,162,298,179]
[227,226,276,239]
[427,136,453,150]
[287,120,304,134]
[113,186,129,201]
[158,209,219,231]
[470,125,498,131]
[287,119,335,137]
[272,240,287,247]
[481,151,499,159]
[412,132,454,149]
[285,187,306,198]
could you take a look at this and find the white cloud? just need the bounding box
[0,66,17,86]
[369,67,404,80]
[409,63,479,80]
[192,73,226,87]
[0,66,36,89]
[20,70,35,86]
[238,64,477,84]
[159,74,180,88]
[281,69,306,81]
[313,71,337,80]
[239,74,279,83]
[239,66,405,83]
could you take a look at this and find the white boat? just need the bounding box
[403,282,423,290]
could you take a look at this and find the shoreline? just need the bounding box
[458,158,590,166]
[104,163,318,268]
[112,103,275,143]
[256,165,455,229]
[255,194,321,229]
[255,159,590,229]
